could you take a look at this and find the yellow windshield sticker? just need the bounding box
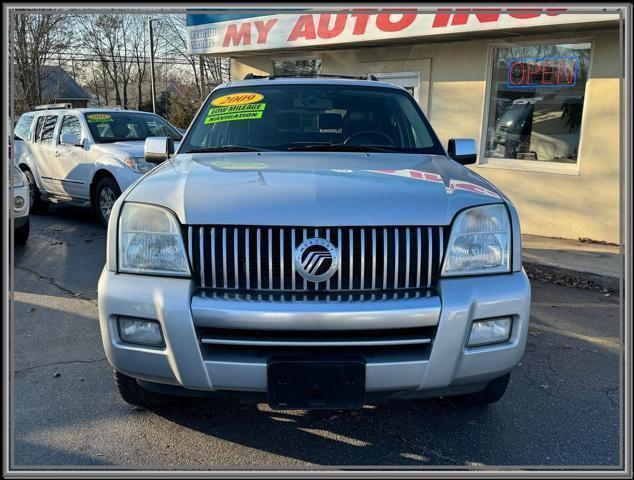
[86,113,113,123]
[204,103,266,124]
[211,92,264,107]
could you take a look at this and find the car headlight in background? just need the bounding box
[441,204,511,276]
[118,203,190,276]
[13,166,25,187]
[124,157,155,174]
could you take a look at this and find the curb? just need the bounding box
[523,262,620,294]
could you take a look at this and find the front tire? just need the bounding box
[453,373,510,406]
[23,169,48,213]
[14,218,30,245]
[93,177,121,227]
[113,369,171,408]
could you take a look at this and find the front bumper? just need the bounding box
[98,270,531,398]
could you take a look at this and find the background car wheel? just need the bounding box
[113,369,171,409]
[14,219,30,245]
[94,177,121,227]
[23,169,48,213]
[453,373,510,406]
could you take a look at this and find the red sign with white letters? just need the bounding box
[187,9,617,55]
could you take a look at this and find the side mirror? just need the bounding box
[145,137,174,164]
[60,133,82,146]
[447,138,477,165]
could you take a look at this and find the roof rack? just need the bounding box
[33,103,73,111]
[243,73,378,81]
[85,105,125,110]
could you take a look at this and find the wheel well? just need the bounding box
[90,170,117,202]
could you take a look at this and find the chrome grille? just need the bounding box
[185,225,446,292]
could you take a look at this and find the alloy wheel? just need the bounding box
[99,187,116,221]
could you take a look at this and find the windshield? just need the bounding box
[180,84,444,154]
[14,113,35,141]
[85,112,182,144]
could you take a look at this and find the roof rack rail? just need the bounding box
[242,73,379,81]
[33,103,73,111]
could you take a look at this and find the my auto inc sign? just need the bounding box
[186,9,618,55]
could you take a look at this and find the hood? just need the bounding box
[92,140,145,158]
[125,152,505,226]
[91,140,181,159]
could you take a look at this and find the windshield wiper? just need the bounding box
[186,145,267,153]
[286,143,397,152]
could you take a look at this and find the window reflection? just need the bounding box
[272,59,322,76]
[485,42,591,164]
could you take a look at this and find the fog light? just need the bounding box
[467,317,512,347]
[117,317,165,347]
[15,196,25,209]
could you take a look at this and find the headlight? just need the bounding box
[124,157,155,174]
[467,317,512,347]
[441,204,511,276]
[118,203,190,276]
[12,167,25,187]
[117,317,165,347]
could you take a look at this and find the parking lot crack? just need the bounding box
[14,358,107,375]
[601,386,619,408]
[16,266,97,305]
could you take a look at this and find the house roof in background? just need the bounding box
[40,65,92,101]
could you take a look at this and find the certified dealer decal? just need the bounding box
[206,92,266,124]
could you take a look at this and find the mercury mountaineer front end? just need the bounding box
[98,78,530,410]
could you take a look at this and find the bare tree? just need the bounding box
[156,14,229,99]
[129,15,149,110]
[76,14,135,108]
[75,59,110,106]
[12,12,72,111]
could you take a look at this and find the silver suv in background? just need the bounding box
[13,105,182,226]
[99,77,530,410]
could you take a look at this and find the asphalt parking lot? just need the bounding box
[11,206,622,469]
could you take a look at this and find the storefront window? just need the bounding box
[484,42,591,164]
[272,58,321,76]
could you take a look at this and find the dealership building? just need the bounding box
[186,9,622,243]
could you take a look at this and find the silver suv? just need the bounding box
[98,77,530,410]
[14,105,182,226]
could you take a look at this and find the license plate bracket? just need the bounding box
[267,356,366,410]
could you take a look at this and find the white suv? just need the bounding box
[13,105,182,226]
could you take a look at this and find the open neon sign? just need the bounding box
[507,56,578,88]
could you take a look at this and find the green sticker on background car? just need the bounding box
[86,113,114,123]
[204,103,266,124]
